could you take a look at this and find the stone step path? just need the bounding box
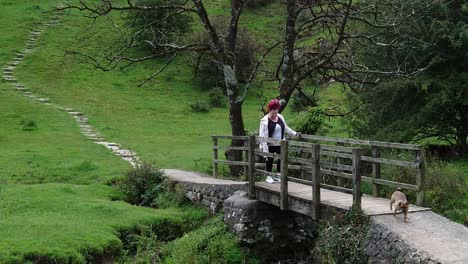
[1,4,139,167]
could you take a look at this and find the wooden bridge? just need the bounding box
[212,134,430,220]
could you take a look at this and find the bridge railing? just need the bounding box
[293,134,425,205]
[212,134,425,219]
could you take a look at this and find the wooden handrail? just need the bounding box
[296,134,422,150]
[213,133,426,210]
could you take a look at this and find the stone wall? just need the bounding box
[172,180,247,214]
[223,191,318,261]
[366,218,439,264]
[169,176,449,263]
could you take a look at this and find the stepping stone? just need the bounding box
[36,98,50,103]
[117,149,136,157]
[4,77,16,82]
[68,111,83,116]
[15,87,28,91]
[64,108,75,112]
[3,72,13,76]
[74,116,88,123]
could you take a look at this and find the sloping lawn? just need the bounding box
[0,184,206,263]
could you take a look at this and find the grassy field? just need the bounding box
[0,184,207,263]
[0,1,208,262]
[13,2,289,172]
[1,0,466,261]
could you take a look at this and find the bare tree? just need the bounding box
[60,0,437,174]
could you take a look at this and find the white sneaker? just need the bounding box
[273,174,281,182]
[265,176,275,184]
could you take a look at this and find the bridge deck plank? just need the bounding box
[255,181,430,216]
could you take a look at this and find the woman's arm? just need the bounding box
[259,118,269,152]
[278,114,298,137]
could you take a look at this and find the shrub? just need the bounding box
[161,216,258,264]
[154,182,189,208]
[120,162,166,207]
[208,87,226,107]
[189,100,210,112]
[20,119,37,131]
[424,160,467,224]
[312,208,369,264]
[191,24,257,89]
[245,0,275,8]
[291,107,324,134]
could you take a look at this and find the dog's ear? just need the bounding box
[405,201,410,206]
[397,201,402,207]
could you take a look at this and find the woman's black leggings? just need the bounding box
[266,145,281,172]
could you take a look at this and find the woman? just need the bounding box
[259,99,300,180]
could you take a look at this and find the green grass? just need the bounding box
[0,1,208,262]
[0,183,207,263]
[13,6,286,172]
[0,89,130,184]
[161,216,257,264]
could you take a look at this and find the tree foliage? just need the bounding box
[347,0,468,156]
[125,0,192,48]
[191,26,258,89]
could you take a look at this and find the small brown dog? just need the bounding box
[390,188,410,223]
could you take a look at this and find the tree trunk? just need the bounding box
[278,0,297,113]
[224,64,246,176]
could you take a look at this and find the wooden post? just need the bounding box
[352,148,362,210]
[372,146,381,197]
[280,140,289,210]
[300,149,308,180]
[416,149,425,206]
[311,144,321,220]
[248,135,256,199]
[336,142,344,187]
[243,140,249,181]
[213,137,218,178]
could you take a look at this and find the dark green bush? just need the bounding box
[424,160,467,224]
[161,216,258,263]
[20,119,37,131]
[154,182,189,208]
[120,162,166,207]
[245,0,275,8]
[189,100,210,113]
[313,208,369,264]
[291,107,324,134]
[208,87,226,107]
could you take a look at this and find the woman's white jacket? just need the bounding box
[259,113,297,153]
